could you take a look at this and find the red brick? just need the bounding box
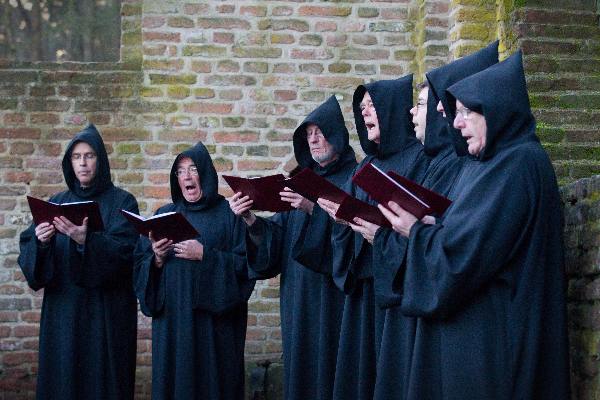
[213,131,260,143]
[13,325,39,338]
[213,32,234,44]
[2,351,38,366]
[274,90,297,101]
[10,142,34,155]
[0,128,41,139]
[0,285,24,295]
[142,31,181,42]
[237,160,280,171]
[30,113,60,125]
[197,18,250,30]
[298,6,352,17]
[142,16,165,28]
[183,103,233,114]
[143,186,171,199]
[240,6,267,17]
[38,143,62,157]
[183,4,210,15]
[21,311,41,323]
[316,21,337,32]
[3,113,25,125]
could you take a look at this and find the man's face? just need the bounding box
[436,100,446,118]
[360,92,380,143]
[453,100,487,156]
[70,142,97,188]
[410,87,428,144]
[176,157,203,202]
[306,124,338,167]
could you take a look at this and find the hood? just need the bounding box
[426,41,499,155]
[423,87,453,157]
[169,142,221,210]
[352,75,418,158]
[293,95,355,173]
[62,124,113,198]
[446,51,537,161]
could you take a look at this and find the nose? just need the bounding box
[308,133,318,143]
[410,105,417,116]
[436,101,444,114]
[453,114,465,129]
[361,107,369,117]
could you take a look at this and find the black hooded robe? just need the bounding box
[18,125,139,400]
[133,142,255,400]
[327,76,430,400]
[398,51,570,399]
[246,95,357,400]
[372,43,498,400]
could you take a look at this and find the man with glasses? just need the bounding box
[134,142,255,400]
[18,124,140,399]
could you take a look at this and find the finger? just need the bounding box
[386,201,406,216]
[149,231,156,243]
[378,204,398,221]
[81,217,88,227]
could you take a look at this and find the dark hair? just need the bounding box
[416,81,429,91]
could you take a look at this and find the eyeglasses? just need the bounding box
[455,107,473,120]
[71,152,97,161]
[359,100,374,112]
[415,100,427,110]
[175,166,199,177]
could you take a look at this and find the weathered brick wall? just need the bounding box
[562,175,600,399]
[0,0,599,399]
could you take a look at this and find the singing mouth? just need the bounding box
[366,122,375,130]
[185,184,196,191]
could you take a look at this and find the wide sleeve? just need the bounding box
[133,234,166,317]
[71,192,140,288]
[401,164,533,319]
[372,228,408,308]
[291,207,334,275]
[245,213,287,280]
[193,212,256,314]
[18,223,56,291]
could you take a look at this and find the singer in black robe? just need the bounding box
[18,124,139,400]
[134,142,255,400]
[321,76,429,400]
[383,51,570,399]
[372,43,498,400]
[238,96,357,400]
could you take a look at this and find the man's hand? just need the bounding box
[53,216,88,245]
[280,187,314,214]
[349,217,380,244]
[317,198,347,225]
[35,222,56,244]
[149,231,173,268]
[378,201,433,237]
[228,192,256,226]
[173,240,204,261]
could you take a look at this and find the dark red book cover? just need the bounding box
[120,210,199,244]
[335,196,392,228]
[352,163,451,219]
[222,174,293,213]
[285,167,349,204]
[27,195,104,232]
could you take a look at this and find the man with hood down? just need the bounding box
[380,51,571,399]
[18,124,139,399]
[317,75,430,400]
[228,95,357,400]
[372,43,498,400]
[134,142,255,400]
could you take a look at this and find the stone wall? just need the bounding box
[0,0,598,399]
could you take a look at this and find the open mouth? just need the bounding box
[185,184,196,191]
[366,122,375,130]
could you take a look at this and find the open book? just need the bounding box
[120,210,199,243]
[335,196,392,228]
[26,195,104,232]
[222,174,294,212]
[285,167,349,204]
[352,163,452,220]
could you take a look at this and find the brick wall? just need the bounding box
[0,0,599,399]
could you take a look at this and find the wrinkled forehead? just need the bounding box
[305,123,322,133]
[71,141,95,154]
[177,156,195,168]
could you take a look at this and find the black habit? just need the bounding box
[399,51,570,399]
[18,125,139,400]
[247,95,357,400]
[372,43,498,400]
[133,142,255,400]
[329,76,429,400]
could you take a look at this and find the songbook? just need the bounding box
[26,195,104,232]
[335,196,392,228]
[222,174,294,212]
[352,163,452,220]
[120,210,199,243]
[285,167,349,204]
